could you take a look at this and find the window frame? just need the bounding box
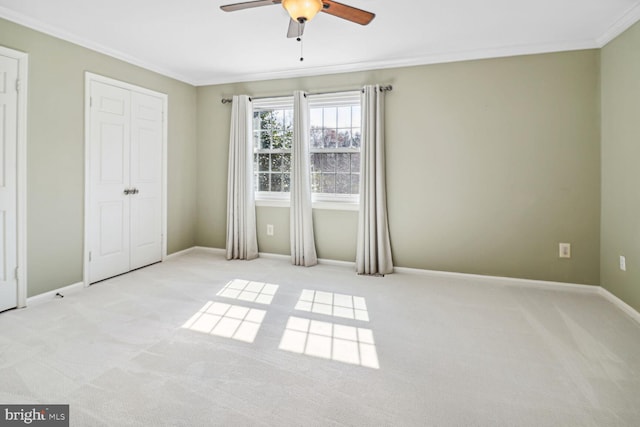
[252,91,362,211]
[253,97,294,204]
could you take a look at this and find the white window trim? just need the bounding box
[253,90,362,211]
[312,194,359,211]
[255,193,359,211]
[255,192,290,208]
[307,91,361,106]
[252,96,294,110]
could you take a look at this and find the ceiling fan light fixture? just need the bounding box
[282,0,323,22]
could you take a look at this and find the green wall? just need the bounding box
[0,16,611,299]
[197,50,601,284]
[601,21,640,312]
[0,18,198,297]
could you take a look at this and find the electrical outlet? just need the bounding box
[620,256,626,271]
[266,224,274,236]
[559,243,571,259]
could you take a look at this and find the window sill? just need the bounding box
[255,199,290,208]
[255,199,359,211]
[313,201,359,211]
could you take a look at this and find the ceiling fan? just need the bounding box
[220,0,375,38]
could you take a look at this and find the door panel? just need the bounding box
[89,81,131,283]
[136,128,161,182]
[99,201,126,256]
[0,54,17,311]
[130,91,163,270]
[99,123,126,183]
[0,105,5,188]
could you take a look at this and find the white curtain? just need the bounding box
[226,95,258,260]
[356,85,393,275]
[290,91,318,266]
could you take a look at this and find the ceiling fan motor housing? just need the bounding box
[220,0,376,30]
[282,0,324,22]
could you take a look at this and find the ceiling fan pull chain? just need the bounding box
[297,20,304,62]
[300,38,304,62]
[298,29,304,62]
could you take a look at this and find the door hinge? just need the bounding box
[15,79,20,93]
[14,267,19,280]
[90,96,93,108]
[89,251,92,262]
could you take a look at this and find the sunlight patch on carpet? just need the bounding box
[295,289,369,321]
[279,316,379,369]
[216,279,279,305]
[182,301,266,343]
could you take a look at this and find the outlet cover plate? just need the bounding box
[559,243,571,258]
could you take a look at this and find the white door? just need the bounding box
[89,81,132,283]
[88,79,164,283]
[0,53,18,311]
[130,91,163,270]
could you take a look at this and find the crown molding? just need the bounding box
[597,2,640,47]
[0,6,195,85]
[193,39,599,86]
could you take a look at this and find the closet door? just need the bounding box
[130,91,163,270]
[87,75,165,284]
[88,81,132,283]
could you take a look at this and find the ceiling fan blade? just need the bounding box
[287,18,305,38]
[320,0,375,25]
[220,0,280,12]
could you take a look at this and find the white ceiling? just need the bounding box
[1,0,639,86]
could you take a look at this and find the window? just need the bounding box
[253,92,361,207]
[309,92,361,202]
[253,98,293,195]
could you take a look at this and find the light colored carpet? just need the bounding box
[1,250,639,426]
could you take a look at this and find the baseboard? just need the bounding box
[26,281,85,307]
[166,246,226,259]
[393,266,599,293]
[193,246,226,255]
[183,247,347,267]
[165,246,197,260]
[191,247,356,268]
[258,251,355,268]
[598,287,640,324]
[318,258,356,268]
[257,252,288,261]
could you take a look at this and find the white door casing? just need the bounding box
[85,73,167,285]
[0,54,18,311]
[0,46,27,311]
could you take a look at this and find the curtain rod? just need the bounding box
[220,85,393,104]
